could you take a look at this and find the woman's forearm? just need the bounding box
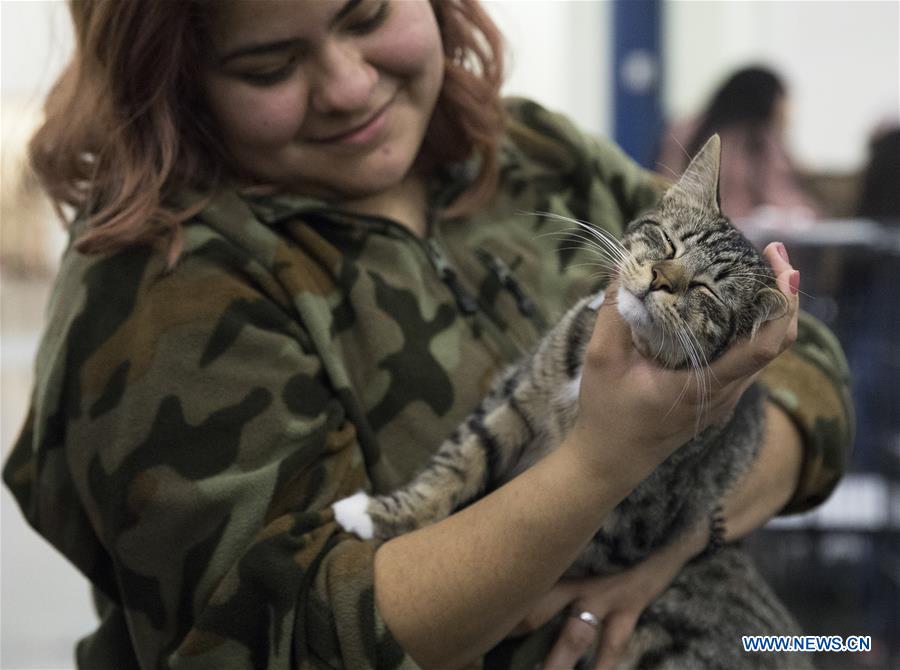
[373,402,803,668]
[373,440,638,670]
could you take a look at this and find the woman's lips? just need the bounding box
[312,100,393,146]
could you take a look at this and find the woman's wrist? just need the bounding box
[559,422,669,498]
[628,521,709,600]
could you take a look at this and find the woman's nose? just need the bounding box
[309,41,377,114]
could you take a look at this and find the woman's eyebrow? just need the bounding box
[219,37,303,65]
[218,0,363,65]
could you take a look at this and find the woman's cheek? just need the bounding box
[372,7,442,77]
[217,86,308,148]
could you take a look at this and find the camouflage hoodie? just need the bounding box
[4,99,852,669]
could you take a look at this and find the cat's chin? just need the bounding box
[616,285,663,356]
[616,285,651,328]
[616,286,688,368]
[632,331,689,368]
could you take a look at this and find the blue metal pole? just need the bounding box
[612,0,663,168]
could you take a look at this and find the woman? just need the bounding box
[658,66,820,222]
[4,2,851,668]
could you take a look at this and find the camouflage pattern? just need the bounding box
[3,98,852,669]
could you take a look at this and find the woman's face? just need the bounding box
[202,0,445,200]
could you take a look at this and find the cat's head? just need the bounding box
[616,135,787,369]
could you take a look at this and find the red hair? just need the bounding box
[30,0,506,264]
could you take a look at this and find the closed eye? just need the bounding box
[689,281,720,301]
[627,219,676,258]
[658,228,676,259]
[239,59,298,85]
[346,0,390,34]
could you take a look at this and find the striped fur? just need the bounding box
[332,136,808,668]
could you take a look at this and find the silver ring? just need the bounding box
[572,610,600,628]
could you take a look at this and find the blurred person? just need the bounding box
[837,123,900,472]
[856,125,900,223]
[658,66,821,223]
[2,3,851,669]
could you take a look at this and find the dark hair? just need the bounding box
[686,66,786,159]
[30,0,505,265]
[856,127,900,222]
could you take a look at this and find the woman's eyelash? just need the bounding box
[241,61,296,86]
[348,1,390,34]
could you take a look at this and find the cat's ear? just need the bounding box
[664,134,722,213]
[750,287,789,339]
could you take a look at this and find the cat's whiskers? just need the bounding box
[540,230,628,269]
[586,271,620,285]
[652,327,669,363]
[657,310,694,418]
[669,134,692,163]
[683,326,714,434]
[570,259,620,274]
[662,341,694,422]
[727,271,816,300]
[666,310,713,435]
[531,212,635,267]
[558,250,619,269]
[654,160,681,180]
[682,331,710,436]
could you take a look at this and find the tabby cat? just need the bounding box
[333,135,811,669]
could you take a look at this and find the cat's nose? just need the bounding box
[650,263,676,292]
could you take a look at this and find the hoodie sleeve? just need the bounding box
[3,237,416,670]
[758,311,854,513]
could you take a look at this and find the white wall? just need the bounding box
[2,4,95,669]
[485,0,610,137]
[663,0,900,171]
[1,0,73,97]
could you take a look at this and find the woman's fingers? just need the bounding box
[593,612,638,670]
[764,241,792,277]
[706,243,799,384]
[508,583,575,637]
[543,612,600,670]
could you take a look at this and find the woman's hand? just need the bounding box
[510,525,708,670]
[564,241,799,487]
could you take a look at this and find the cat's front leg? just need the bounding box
[333,398,536,540]
[333,292,601,541]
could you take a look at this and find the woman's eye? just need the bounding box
[240,60,296,86]
[347,1,390,34]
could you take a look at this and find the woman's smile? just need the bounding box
[307,94,395,147]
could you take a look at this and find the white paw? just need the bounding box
[332,491,375,539]
[558,372,583,406]
[587,290,606,311]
